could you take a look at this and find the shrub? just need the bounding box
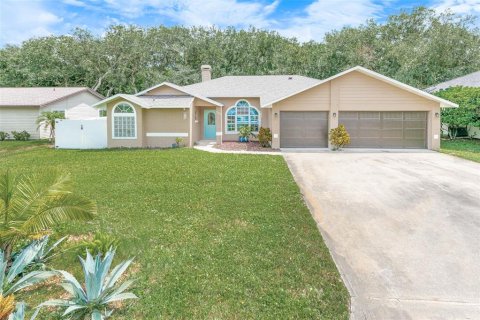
[77,232,119,255]
[329,125,350,150]
[258,127,272,147]
[175,137,185,147]
[0,132,9,141]
[35,249,137,319]
[10,131,30,141]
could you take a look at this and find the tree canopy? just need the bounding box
[435,87,480,138]
[0,7,479,97]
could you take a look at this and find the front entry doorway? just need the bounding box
[204,110,216,139]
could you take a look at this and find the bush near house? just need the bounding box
[435,87,480,139]
[11,131,30,141]
[0,132,9,141]
[329,125,351,150]
[258,127,272,147]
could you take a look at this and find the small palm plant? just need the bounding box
[36,249,137,319]
[36,111,65,141]
[0,170,96,262]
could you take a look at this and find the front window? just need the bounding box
[226,100,260,133]
[113,103,136,139]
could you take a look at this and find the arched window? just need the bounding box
[226,100,260,133]
[112,102,136,139]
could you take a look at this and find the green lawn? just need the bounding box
[1,143,349,319]
[0,139,51,155]
[441,139,480,163]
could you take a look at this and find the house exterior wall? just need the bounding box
[0,91,102,140]
[142,86,186,96]
[143,108,190,148]
[0,106,39,139]
[106,98,192,148]
[271,71,442,150]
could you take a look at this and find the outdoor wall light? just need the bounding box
[274,112,278,117]
[435,112,440,118]
[332,112,337,118]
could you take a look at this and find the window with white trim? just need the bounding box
[113,103,136,138]
[226,100,260,133]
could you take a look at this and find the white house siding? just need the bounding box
[468,126,480,138]
[40,91,103,138]
[0,107,40,139]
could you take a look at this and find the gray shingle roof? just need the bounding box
[0,87,103,107]
[183,75,321,107]
[426,71,480,92]
[136,95,194,108]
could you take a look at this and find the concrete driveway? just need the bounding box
[283,151,480,319]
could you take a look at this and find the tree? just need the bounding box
[36,111,65,141]
[0,7,478,96]
[435,87,480,139]
[0,170,96,261]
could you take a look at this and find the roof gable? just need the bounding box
[265,66,458,108]
[135,82,223,107]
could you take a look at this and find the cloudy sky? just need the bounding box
[0,0,479,46]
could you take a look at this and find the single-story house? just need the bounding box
[92,66,457,150]
[426,70,480,138]
[0,87,104,139]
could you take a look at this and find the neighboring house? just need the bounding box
[425,71,480,92]
[426,71,480,138]
[0,87,104,139]
[92,65,457,150]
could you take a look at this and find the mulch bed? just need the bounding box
[214,141,279,152]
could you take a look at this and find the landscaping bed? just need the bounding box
[214,141,279,152]
[1,142,348,319]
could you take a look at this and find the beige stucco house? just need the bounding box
[0,87,104,139]
[93,66,457,150]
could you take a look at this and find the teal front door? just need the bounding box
[204,110,216,139]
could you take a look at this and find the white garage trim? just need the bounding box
[146,132,188,137]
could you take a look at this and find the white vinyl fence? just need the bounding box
[55,118,107,149]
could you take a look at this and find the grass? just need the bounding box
[440,139,480,163]
[1,142,349,319]
[0,139,50,155]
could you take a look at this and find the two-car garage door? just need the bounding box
[339,111,427,149]
[280,111,427,149]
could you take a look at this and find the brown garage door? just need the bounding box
[339,111,427,148]
[280,111,328,147]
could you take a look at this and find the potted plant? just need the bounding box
[238,126,256,142]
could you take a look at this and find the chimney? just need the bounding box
[201,65,212,82]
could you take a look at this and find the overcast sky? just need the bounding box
[0,0,479,46]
